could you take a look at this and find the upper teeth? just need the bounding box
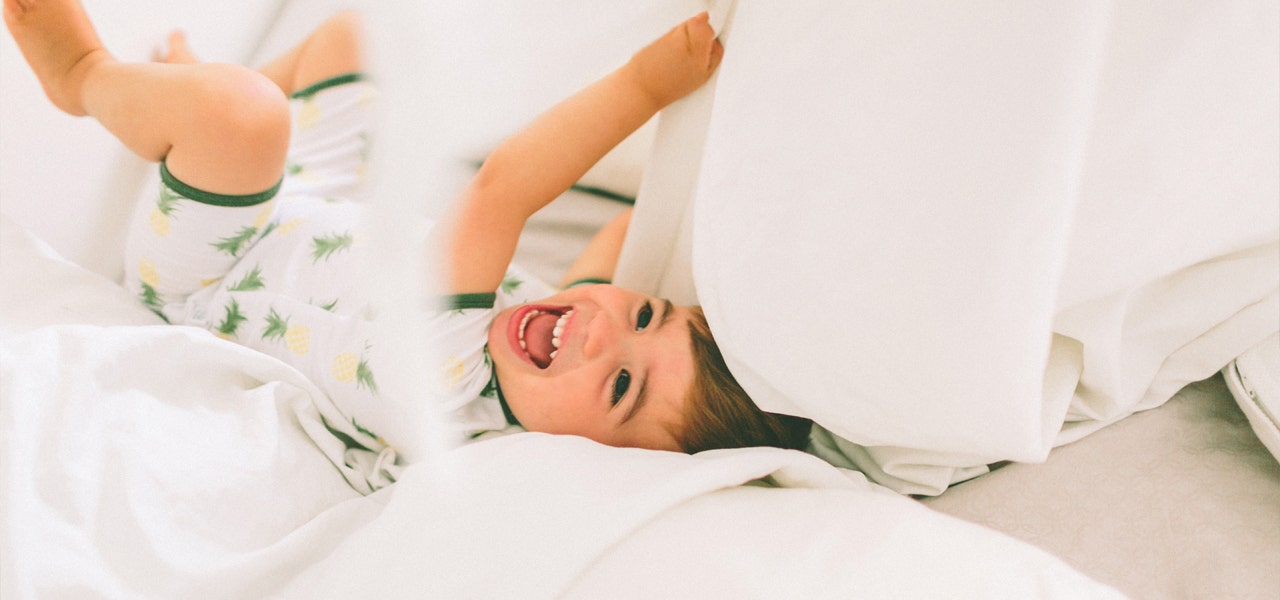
[518,310,535,349]
[551,311,572,349]
[517,309,574,360]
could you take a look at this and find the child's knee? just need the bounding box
[193,64,291,159]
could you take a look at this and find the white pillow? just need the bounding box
[690,2,1109,461]
[628,0,1279,495]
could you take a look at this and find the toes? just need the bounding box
[160,29,196,64]
[168,31,184,58]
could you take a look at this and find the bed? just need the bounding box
[3,0,1277,598]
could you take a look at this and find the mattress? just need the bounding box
[924,374,1280,598]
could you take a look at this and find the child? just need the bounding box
[433,12,815,454]
[5,0,811,463]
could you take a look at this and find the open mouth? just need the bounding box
[514,306,574,369]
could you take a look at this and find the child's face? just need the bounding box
[487,284,696,451]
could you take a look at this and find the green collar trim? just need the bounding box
[483,349,520,427]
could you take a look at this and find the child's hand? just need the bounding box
[626,12,724,109]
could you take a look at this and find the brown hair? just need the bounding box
[677,306,813,453]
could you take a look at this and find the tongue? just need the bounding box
[524,312,560,368]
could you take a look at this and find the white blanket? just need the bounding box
[1,325,385,597]
[1,217,382,595]
[618,0,1280,494]
[0,0,1135,594]
[1,217,1119,597]
[286,434,1120,599]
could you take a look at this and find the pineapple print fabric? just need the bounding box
[122,75,396,475]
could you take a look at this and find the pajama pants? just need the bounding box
[122,74,393,457]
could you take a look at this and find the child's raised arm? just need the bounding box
[441,12,723,294]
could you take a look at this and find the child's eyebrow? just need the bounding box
[622,298,675,425]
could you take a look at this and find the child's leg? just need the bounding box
[6,0,293,321]
[158,12,365,97]
[152,12,372,199]
[255,11,365,97]
[4,0,289,196]
[256,12,376,202]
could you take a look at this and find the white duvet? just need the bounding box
[619,0,1280,494]
[0,218,1120,597]
[3,0,1210,594]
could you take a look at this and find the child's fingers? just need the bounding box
[707,38,724,71]
[682,12,721,68]
[5,0,33,20]
[686,11,715,43]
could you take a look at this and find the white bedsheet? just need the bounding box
[1,216,1120,598]
[288,434,1120,600]
[618,0,1280,494]
[1,325,384,597]
[1,217,385,595]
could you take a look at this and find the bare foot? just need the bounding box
[3,0,114,115]
[155,29,198,64]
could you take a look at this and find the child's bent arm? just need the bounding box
[443,68,658,294]
[442,13,722,295]
[559,208,633,289]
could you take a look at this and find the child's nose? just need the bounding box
[581,308,627,361]
[583,283,625,306]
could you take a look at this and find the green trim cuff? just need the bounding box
[444,292,497,310]
[291,72,366,100]
[160,161,280,207]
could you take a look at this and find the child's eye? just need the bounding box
[635,302,654,331]
[612,370,631,406]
